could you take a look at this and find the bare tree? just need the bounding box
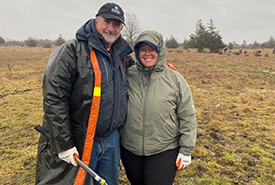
[122,13,142,48]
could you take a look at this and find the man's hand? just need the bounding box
[176,153,191,170]
[58,147,79,166]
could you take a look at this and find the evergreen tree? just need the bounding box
[186,19,226,53]
[188,19,208,52]
[251,41,260,49]
[0,36,5,45]
[206,19,226,53]
[183,38,190,49]
[54,34,66,46]
[227,42,234,50]
[263,36,275,48]
[165,35,179,48]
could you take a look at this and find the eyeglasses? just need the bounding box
[139,47,157,55]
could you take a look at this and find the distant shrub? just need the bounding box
[0,36,5,45]
[24,37,37,47]
[42,42,52,48]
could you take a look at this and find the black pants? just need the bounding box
[121,146,178,185]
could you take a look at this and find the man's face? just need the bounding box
[95,16,123,49]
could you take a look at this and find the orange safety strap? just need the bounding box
[166,61,179,72]
[74,49,101,185]
[123,57,127,69]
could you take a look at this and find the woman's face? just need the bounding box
[138,43,158,68]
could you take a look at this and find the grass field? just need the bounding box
[0,46,274,185]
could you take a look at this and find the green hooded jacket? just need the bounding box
[120,30,197,156]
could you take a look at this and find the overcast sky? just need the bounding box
[1,0,274,44]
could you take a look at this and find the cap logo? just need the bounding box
[111,6,120,15]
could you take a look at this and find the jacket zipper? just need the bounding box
[108,52,115,71]
[101,59,109,83]
[142,73,151,155]
[107,52,117,130]
[120,60,126,81]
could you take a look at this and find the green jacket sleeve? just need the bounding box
[177,77,197,156]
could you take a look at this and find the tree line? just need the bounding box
[1,15,275,53]
[0,34,66,48]
[165,19,275,52]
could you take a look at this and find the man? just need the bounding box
[35,2,133,185]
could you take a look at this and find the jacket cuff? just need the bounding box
[179,146,194,156]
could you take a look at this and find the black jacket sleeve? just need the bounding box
[43,41,78,154]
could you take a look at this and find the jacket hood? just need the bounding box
[75,19,107,51]
[76,19,98,41]
[134,30,166,72]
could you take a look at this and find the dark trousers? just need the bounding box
[121,146,178,185]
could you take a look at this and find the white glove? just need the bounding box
[176,153,191,170]
[58,146,79,166]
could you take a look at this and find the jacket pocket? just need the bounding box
[168,110,179,137]
[38,135,50,155]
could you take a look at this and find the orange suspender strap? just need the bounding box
[166,61,179,72]
[123,57,127,69]
[74,49,101,185]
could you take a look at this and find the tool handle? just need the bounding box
[34,125,107,185]
[34,125,49,139]
[74,155,107,185]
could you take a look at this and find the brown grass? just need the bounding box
[167,49,275,185]
[0,47,274,185]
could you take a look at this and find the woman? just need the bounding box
[120,30,197,185]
